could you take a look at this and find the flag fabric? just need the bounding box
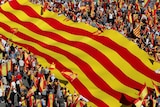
[34,99,42,107]
[135,0,140,11]
[1,0,160,106]
[29,95,34,107]
[39,75,47,92]
[143,0,150,7]
[128,11,132,23]
[7,60,12,72]
[133,24,141,38]
[75,100,86,107]
[47,93,54,107]
[138,84,148,100]
[61,70,78,82]
[152,81,160,97]
[133,14,138,22]
[134,84,148,106]
[1,63,7,76]
[0,41,4,51]
[152,98,157,107]
[21,97,27,107]
[26,85,37,98]
[0,60,12,76]
[49,62,56,71]
[7,83,12,100]
[24,50,30,67]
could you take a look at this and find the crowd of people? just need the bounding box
[0,0,160,107]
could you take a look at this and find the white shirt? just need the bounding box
[11,81,16,89]
[32,60,36,67]
[51,75,55,81]
[14,47,18,54]
[12,58,16,64]
[19,59,24,66]
[109,13,113,19]
[5,45,10,52]
[0,88,2,97]
[141,14,147,20]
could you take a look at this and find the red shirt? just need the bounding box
[16,73,22,80]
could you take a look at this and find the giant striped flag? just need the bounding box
[0,0,160,106]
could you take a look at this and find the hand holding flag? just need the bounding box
[49,62,56,71]
[61,70,78,82]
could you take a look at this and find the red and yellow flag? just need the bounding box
[134,84,148,106]
[133,24,141,38]
[143,0,150,7]
[152,81,160,97]
[26,85,37,98]
[29,95,34,107]
[34,99,42,107]
[1,0,160,106]
[49,62,56,71]
[135,0,140,11]
[61,70,78,82]
[0,41,4,51]
[39,75,47,92]
[128,11,132,23]
[75,100,86,107]
[47,93,54,107]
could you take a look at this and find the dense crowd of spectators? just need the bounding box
[0,0,160,107]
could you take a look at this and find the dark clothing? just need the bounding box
[16,84,20,95]
[10,91,15,104]
[10,45,15,53]
[57,98,65,107]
